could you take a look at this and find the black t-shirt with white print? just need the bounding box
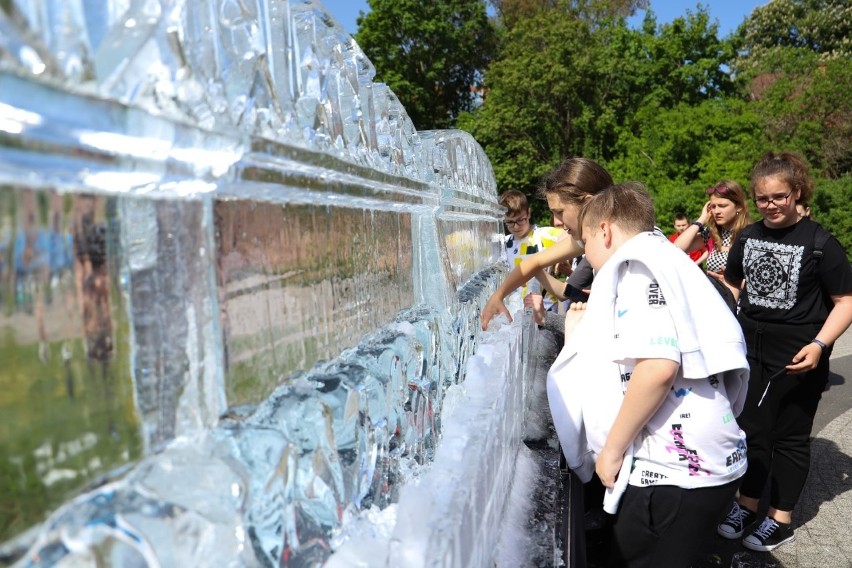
[726,218,852,324]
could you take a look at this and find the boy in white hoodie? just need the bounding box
[547,182,749,567]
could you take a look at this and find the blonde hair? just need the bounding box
[706,179,751,244]
[578,182,655,239]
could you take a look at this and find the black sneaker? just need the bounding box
[742,516,795,552]
[716,501,757,539]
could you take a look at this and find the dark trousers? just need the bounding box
[736,315,829,511]
[607,479,739,567]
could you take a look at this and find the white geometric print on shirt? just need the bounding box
[743,239,804,310]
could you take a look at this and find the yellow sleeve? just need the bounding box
[539,226,564,249]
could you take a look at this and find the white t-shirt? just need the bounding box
[611,261,748,488]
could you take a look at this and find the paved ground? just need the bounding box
[696,329,852,568]
[573,328,852,568]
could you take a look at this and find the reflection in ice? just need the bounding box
[0,0,549,566]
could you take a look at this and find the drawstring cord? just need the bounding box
[753,320,785,407]
[757,368,787,407]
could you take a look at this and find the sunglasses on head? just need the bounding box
[706,183,732,196]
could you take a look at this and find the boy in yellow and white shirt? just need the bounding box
[499,189,563,310]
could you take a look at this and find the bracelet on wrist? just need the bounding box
[811,338,827,351]
[691,221,704,230]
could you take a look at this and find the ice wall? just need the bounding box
[0,1,541,566]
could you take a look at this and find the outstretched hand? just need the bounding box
[481,293,511,331]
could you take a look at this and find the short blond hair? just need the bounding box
[578,182,655,239]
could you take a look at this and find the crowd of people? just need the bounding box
[484,153,852,567]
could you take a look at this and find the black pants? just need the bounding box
[607,479,739,567]
[736,315,829,511]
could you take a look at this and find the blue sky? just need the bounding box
[321,0,769,38]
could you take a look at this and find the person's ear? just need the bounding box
[601,220,612,246]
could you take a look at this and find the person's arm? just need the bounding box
[481,236,582,330]
[674,201,711,253]
[565,256,593,289]
[693,249,709,265]
[535,269,567,301]
[787,292,852,374]
[596,358,679,488]
[710,270,741,301]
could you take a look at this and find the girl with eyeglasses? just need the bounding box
[673,179,751,279]
[716,151,852,552]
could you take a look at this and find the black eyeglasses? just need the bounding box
[754,190,793,208]
[504,217,528,228]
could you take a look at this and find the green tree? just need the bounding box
[458,7,658,197]
[487,0,647,29]
[811,176,852,254]
[606,96,767,232]
[732,0,852,177]
[458,7,595,195]
[355,0,496,130]
[608,98,765,189]
[639,9,736,108]
[459,5,733,194]
[753,57,852,176]
[733,0,852,73]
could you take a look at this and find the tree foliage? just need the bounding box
[458,7,595,194]
[487,0,648,29]
[753,57,852,177]
[811,176,852,254]
[729,0,852,178]
[354,0,852,253]
[460,5,734,192]
[640,10,736,107]
[610,99,765,186]
[733,0,852,74]
[355,0,496,130]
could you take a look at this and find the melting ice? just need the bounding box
[0,0,563,566]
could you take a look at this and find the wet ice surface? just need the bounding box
[327,308,565,567]
[5,288,564,567]
[494,329,565,568]
[0,0,539,565]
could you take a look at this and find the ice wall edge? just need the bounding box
[0,1,542,566]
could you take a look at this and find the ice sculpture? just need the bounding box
[0,1,546,566]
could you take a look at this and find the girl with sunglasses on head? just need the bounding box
[716,151,852,552]
[674,180,752,281]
